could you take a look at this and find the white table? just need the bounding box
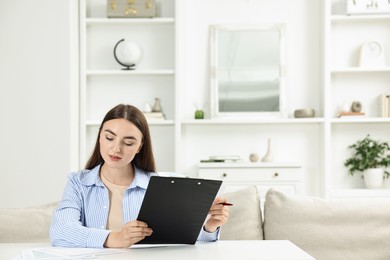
[0,240,315,260]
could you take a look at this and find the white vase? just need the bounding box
[261,138,273,162]
[152,98,162,112]
[363,168,384,189]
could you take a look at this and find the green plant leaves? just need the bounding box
[344,135,390,179]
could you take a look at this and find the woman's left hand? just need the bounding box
[204,197,230,232]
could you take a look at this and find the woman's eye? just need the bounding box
[124,142,134,146]
[105,136,114,141]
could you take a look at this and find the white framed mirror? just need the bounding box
[210,24,286,119]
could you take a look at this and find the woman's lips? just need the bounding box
[109,155,121,161]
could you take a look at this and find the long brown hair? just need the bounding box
[85,104,156,172]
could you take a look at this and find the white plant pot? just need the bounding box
[363,168,384,189]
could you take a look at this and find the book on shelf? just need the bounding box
[209,155,241,160]
[201,155,243,163]
[143,112,166,121]
[337,111,365,118]
[200,159,245,163]
[143,112,165,118]
[200,159,225,163]
[380,93,390,118]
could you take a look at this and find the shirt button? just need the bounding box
[103,206,107,209]
[101,226,104,229]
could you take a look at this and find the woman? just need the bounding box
[50,104,229,248]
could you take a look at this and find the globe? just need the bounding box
[113,39,142,70]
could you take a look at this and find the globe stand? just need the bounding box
[120,64,136,70]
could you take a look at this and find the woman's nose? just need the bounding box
[113,141,121,153]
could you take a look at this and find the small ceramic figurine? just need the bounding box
[249,153,259,162]
[351,101,362,113]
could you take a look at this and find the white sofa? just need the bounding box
[1,187,390,260]
[221,186,390,260]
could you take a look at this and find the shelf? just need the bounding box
[331,117,390,123]
[331,14,390,22]
[86,70,175,76]
[85,120,174,126]
[181,118,325,125]
[331,67,390,73]
[86,17,175,25]
[198,162,301,169]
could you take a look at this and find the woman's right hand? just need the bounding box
[104,220,153,248]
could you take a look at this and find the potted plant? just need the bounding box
[344,135,390,189]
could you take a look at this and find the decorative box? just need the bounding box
[347,0,390,15]
[107,0,156,18]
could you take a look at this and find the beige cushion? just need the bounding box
[220,186,263,240]
[0,201,58,242]
[263,189,390,260]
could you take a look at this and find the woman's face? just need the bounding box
[99,118,143,170]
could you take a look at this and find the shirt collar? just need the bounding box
[80,164,103,187]
[129,167,151,190]
[80,164,152,189]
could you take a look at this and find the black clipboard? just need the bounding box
[136,176,222,244]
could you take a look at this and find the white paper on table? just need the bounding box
[20,247,125,259]
[131,244,189,249]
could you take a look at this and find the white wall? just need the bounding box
[0,0,78,207]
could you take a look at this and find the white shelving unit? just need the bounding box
[79,0,177,170]
[79,0,323,197]
[77,0,390,198]
[323,0,390,198]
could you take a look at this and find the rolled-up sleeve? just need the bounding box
[197,227,220,242]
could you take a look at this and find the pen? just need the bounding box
[220,202,233,206]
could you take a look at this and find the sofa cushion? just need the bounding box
[220,186,263,240]
[0,201,58,243]
[263,189,390,260]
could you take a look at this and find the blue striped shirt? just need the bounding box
[50,165,218,248]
